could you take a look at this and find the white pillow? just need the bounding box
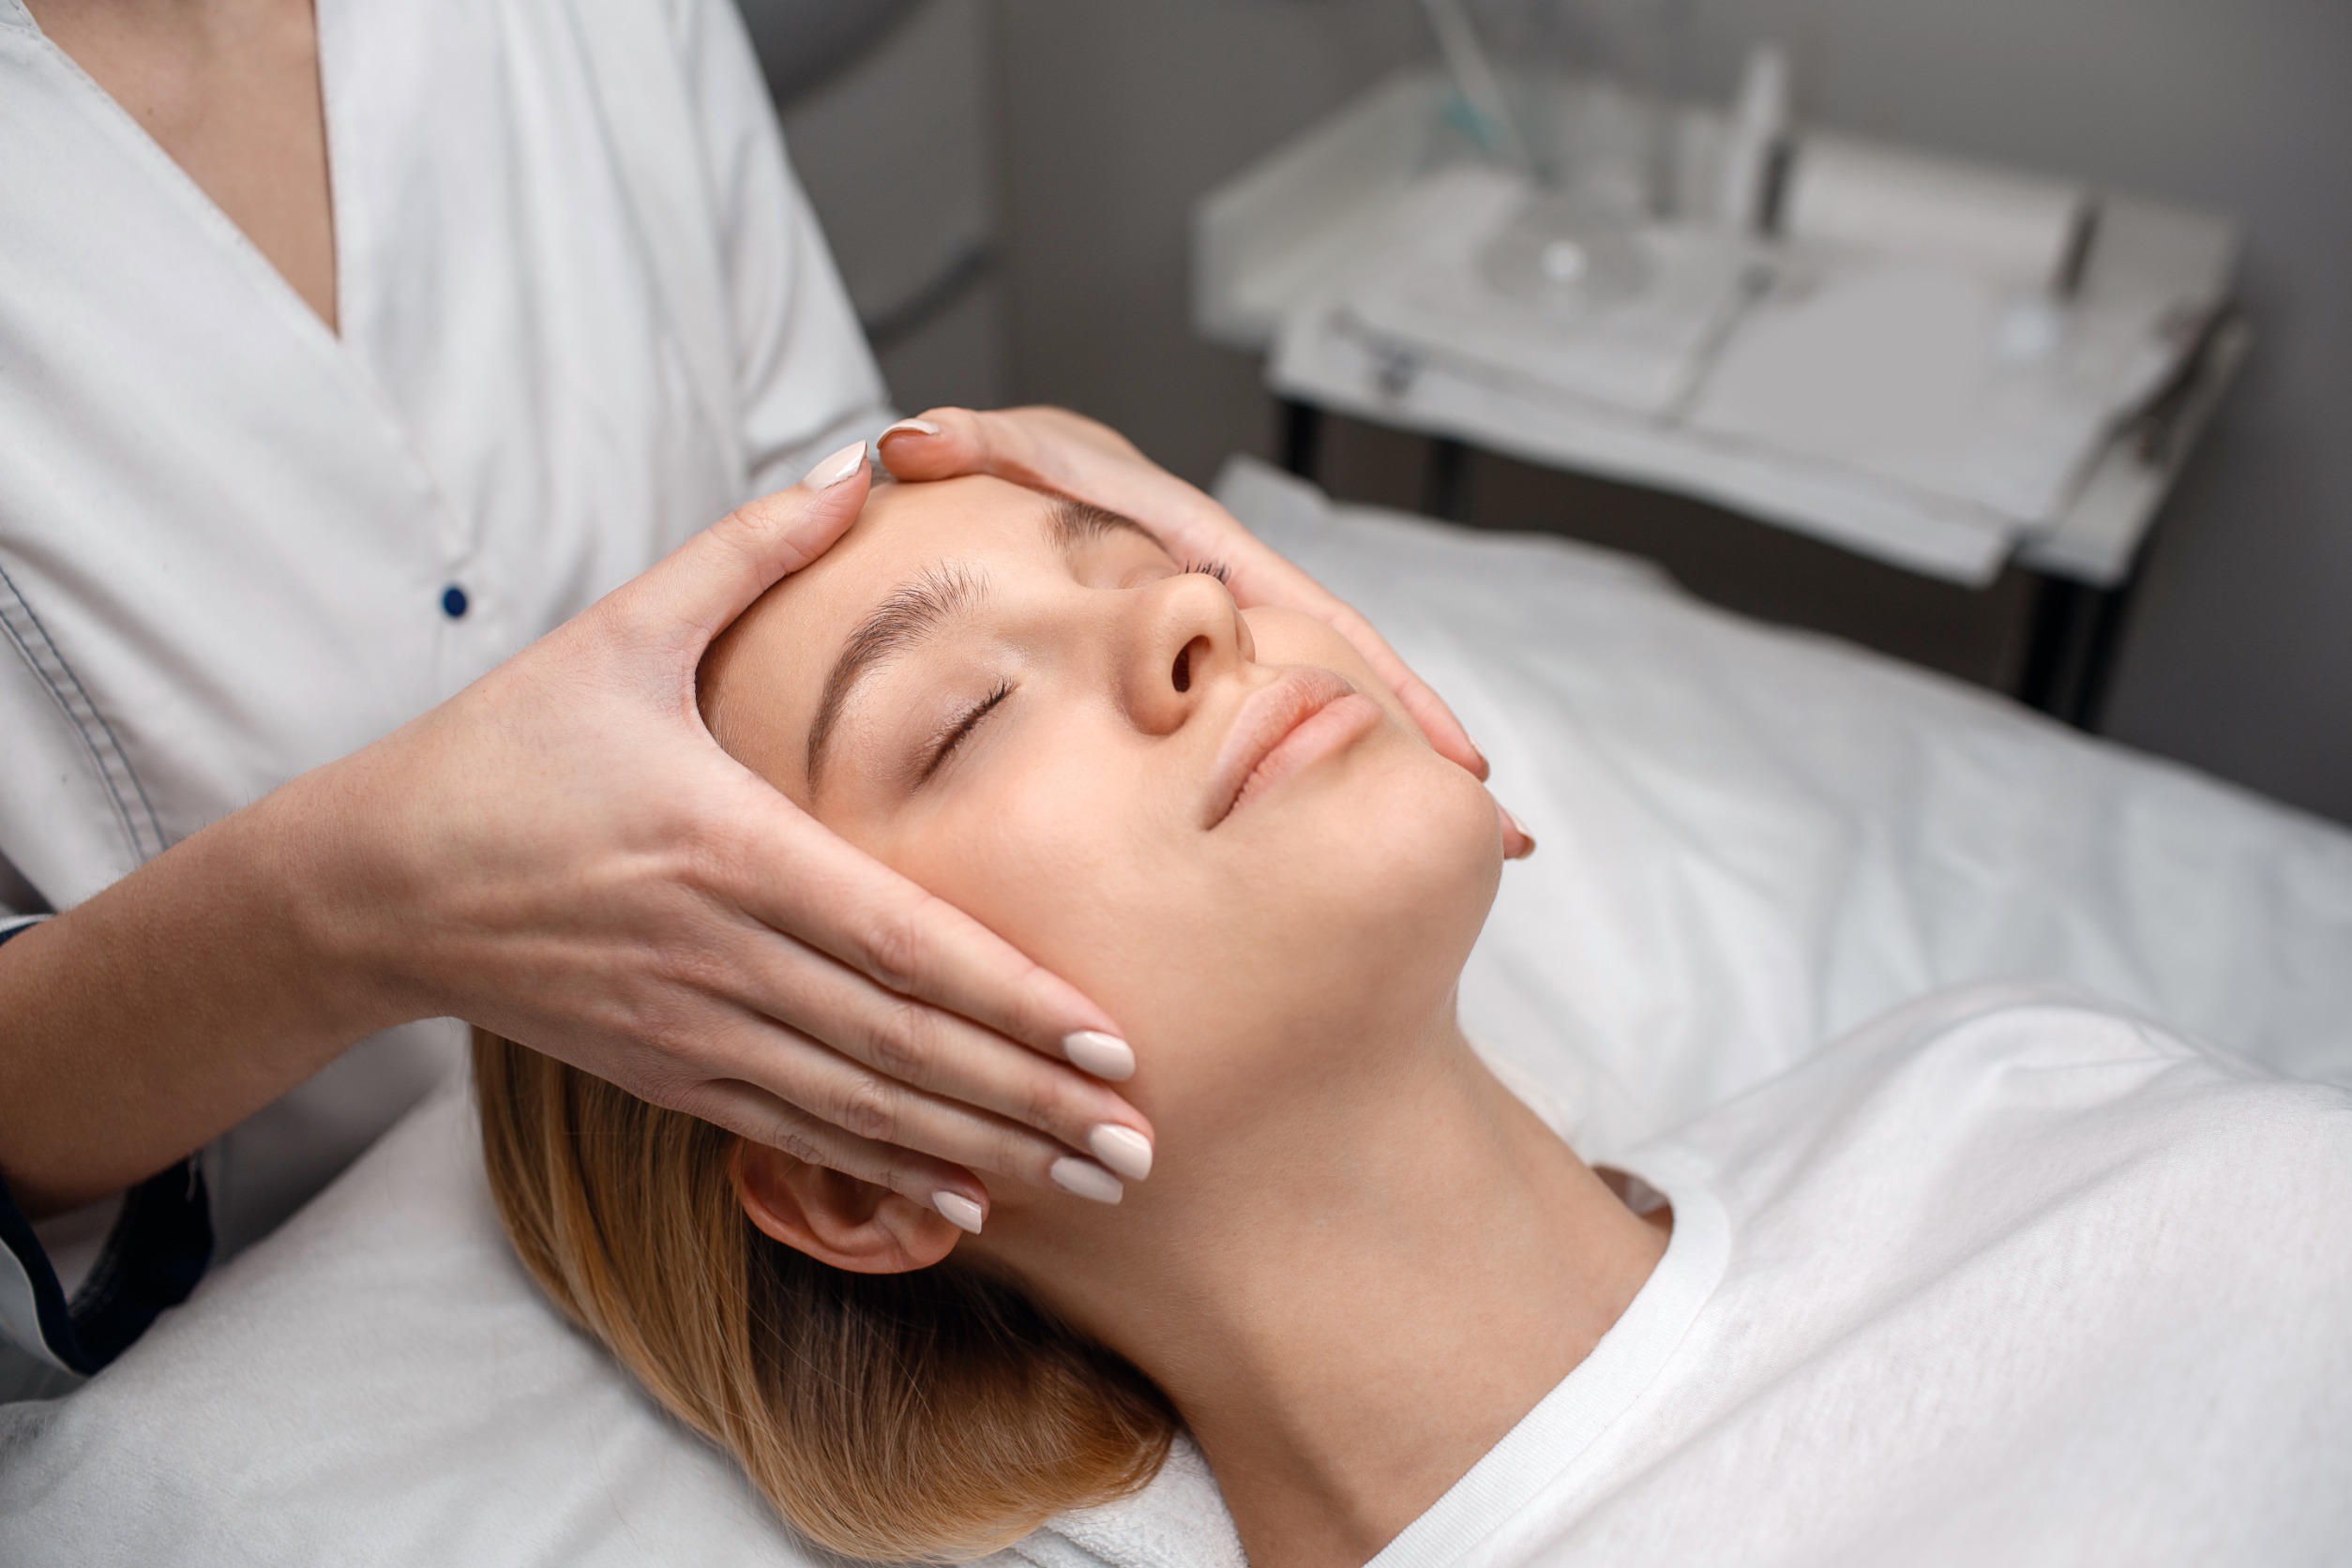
[0,1075,812,1566]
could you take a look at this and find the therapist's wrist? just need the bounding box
[251,758,446,1044]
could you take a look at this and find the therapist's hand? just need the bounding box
[0,445,1149,1220]
[880,406,1534,857]
[312,444,1148,1226]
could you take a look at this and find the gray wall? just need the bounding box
[984,0,2352,825]
[769,0,1012,414]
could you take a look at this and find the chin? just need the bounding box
[1240,731,1501,1021]
[1117,737,1499,1138]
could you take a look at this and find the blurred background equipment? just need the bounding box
[1198,41,2245,727]
[740,0,1009,412]
[739,0,2350,828]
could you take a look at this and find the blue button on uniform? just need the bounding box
[441,584,469,620]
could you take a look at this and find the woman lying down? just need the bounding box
[474,474,2352,1567]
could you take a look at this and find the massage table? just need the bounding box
[4,458,2346,1564]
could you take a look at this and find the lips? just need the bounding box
[1202,666,1380,827]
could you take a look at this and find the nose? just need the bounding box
[1117,571,1251,734]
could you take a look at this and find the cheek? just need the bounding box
[882,725,1195,987]
[867,696,1502,1123]
[898,730,1500,1041]
[884,728,1315,1053]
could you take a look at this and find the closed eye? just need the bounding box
[917,680,1013,784]
[1182,559,1233,585]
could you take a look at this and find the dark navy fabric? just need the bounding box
[0,920,214,1373]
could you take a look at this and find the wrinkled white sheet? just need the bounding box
[5,461,2348,1565]
[1216,457,2352,1156]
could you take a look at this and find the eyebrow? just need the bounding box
[806,562,988,790]
[1049,495,1158,553]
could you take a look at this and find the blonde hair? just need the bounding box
[471,1029,1176,1561]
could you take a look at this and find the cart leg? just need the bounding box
[2019,572,2133,730]
[1280,399,1324,484]
[1424,436,1470,521]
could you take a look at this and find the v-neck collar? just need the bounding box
[7,0,351,347]
[3,0,472,555]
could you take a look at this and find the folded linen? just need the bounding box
[1334,166,1759,419]
[1687,257,2203,525]
[1298,160,2214,541]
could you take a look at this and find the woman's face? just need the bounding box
[701,475,1501,1150]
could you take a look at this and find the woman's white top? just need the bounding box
[0,0,888,1375]
[1012,987,2352,1568]
[1372,988,2352,1567]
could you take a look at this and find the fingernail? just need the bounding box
[1086,1124,1153,1181]
[1063,1030,1136,1081]
[1049,1156,1124,1204]
[805,441,867,490]
[879,417,942,442]
[931,1191,985,1234]
[1470,739,1492,775]
[1501,806,1536,852]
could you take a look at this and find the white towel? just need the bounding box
[1688,257,2197,524]
[987,1439,1245,1568]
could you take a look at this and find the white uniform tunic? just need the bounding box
[0,0,888,1380]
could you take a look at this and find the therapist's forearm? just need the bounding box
[0,776,406,1215]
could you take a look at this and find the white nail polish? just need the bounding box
[931,1191,985,1234]
[1049,1156,1124,1205]
[1500,806,1536,852]
[880,417,942,440]
[1087,1124,1153,1181]
[1063,1030,1136,1081]
[806,440,867,490]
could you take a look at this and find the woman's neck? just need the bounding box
[1001,1014,1668,1568]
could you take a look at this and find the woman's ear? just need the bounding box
[731,1140,963,1274]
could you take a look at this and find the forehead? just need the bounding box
[807,473,1052,594]
[783,474,1158,613]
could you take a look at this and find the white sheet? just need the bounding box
[6,461,2348,1564]
[1214,460,2352,1154]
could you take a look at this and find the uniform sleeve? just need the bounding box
[670,0,896,495]
[0,920,214,1376]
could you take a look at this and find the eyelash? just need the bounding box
[1183,559,1233,585]
[919,679,1013,783]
